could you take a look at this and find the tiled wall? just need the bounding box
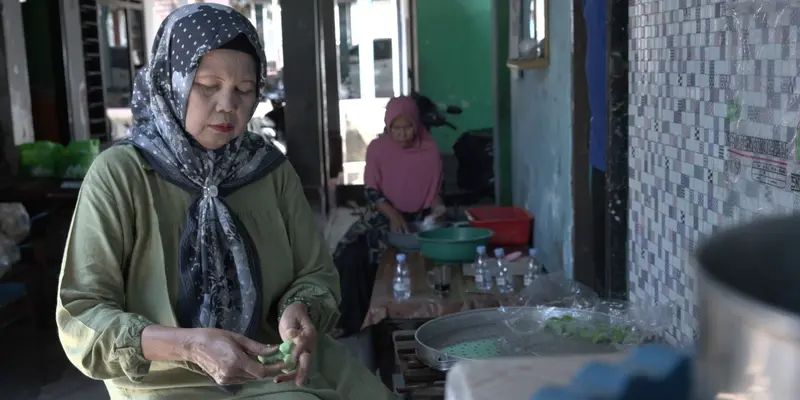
[628,0,798,344]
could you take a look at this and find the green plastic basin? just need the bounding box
[415,227,494,264]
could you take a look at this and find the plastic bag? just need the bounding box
[59,139,100,179]
[502,270,599,309]
[0,203,29,279]
[498,271,674,354]
[0,235,21,268]
[499,271,598,341]
[0,203,30,244]
[18,141,65,178]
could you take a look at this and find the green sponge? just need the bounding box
[258,340,297,373]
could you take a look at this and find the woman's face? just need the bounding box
[185,49,257,150]
[389,115,415,147]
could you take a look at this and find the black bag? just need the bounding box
[452,129,494,192]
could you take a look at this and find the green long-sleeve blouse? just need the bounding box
[55,145,394,399]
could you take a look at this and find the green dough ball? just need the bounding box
[282,353,295,368]
[545,319,565,335]
[258,354,281,364]
[258,340,297,366]
[282,353,297,373]
[578,327,595,339]
[279,340,295,355]
[592,333,611,344]
[611,327,627,344]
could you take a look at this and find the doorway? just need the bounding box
[335,0,497,207]
[410,0,496,206]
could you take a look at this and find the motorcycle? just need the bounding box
[410,91,462,131]
[410,92,495,205]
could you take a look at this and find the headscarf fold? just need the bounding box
[364,96,442,213]
[124,4,284,338]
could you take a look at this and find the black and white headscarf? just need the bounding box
[125,4,284,338]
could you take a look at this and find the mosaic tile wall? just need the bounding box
[628,0,799,345]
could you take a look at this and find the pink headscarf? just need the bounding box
[364,96,442,213]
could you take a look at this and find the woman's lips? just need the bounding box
[210,124,234,133]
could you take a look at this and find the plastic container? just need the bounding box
[465,206,533,246]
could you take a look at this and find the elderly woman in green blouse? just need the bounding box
[55,4,394,400]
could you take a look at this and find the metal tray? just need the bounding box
[414,307,623,371]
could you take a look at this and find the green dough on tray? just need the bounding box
[258,340,297,372]
[441,339,500,359]
[545,315,635,345]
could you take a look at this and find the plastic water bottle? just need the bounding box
[494,248,514,294]
[524,248,543,287]
[473,245,493,292]
[392,253,411,301]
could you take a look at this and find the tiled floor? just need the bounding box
[0,208,362,399]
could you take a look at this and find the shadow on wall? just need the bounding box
[345,126,367,163]
[510,0,574,276]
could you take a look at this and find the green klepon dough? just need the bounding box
[279,340,294,355]
[258,339,296,372]
[441,339,500,359]
[544,316,635,345]
[282,353,296,373]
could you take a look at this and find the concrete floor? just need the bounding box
[0,208,365,399]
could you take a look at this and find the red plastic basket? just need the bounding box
[465,206,533,246]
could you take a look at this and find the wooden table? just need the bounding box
[363,248,501,393]
[362,249,501,329]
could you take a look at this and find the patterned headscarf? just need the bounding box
[124,4,284,338]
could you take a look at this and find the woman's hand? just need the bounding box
[431,196,447,222]
[276,302,317,386]
[184,328,285,385]
[376,202,408,233]
[432,204,447,222]
[389,215,409,233]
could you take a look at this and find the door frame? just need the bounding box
[603,0,629,300]
[407,0,419,92]
[396,0,415,94]
[571,0,594,290]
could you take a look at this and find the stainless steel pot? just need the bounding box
[386,220,449,252]
[695,215,800,399]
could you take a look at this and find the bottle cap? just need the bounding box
[529,248,537,257]
[476,245,486,253]
[494,248,505,257]
[396,253,406,262]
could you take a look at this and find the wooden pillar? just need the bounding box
[280,0,331,214]
[0,0,34,174]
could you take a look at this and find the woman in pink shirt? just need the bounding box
[333,96,444,335]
